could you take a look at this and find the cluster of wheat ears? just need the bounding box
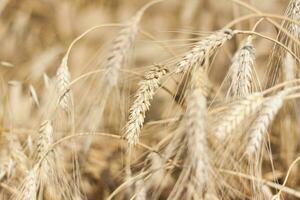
[2,0,300,199]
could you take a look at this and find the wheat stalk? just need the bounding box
[124,64,168,146]
[176,29,235,73]
[228,36,255,97]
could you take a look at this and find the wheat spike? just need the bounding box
[214,93,264,140]
[266,0,300,88]
[229,37,255,97]
[56,56,72,113]
[6,133,28,172]
[169,68,214,199]
[185,69,211,197]
[285,0,300,37]
[124,65,168,146]
[245,92,286,157]
[176,29,235,73]
[104,4,150,87]
[0,159,14,181]
[36,120,54,162]
[13,169,37,200]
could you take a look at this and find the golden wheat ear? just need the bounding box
[214,93,264,140]
[175,29,235,73]
[168,68,216,199]
[124,64,168,146]
[56,56,72,114]
[245,91,288,158]
[103,0,162,88]
[11,168,38,200]
[266,0,300,88]
[227,36,256,98]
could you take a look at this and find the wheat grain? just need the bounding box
[176,29,235,73]
[124,65,168,146]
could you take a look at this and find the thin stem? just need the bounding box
[220,169,300,198]
[36,132,155,168]
[229,0,300,48]
[224,14,300,29]
[64,23,123,65]
[235,30,300,64]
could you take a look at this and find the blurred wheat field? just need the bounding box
[1,0,300,199]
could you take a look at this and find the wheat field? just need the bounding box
[1,0,300,199]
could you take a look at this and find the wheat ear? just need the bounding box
[56,56,72,113]
[245,92,287,157]
[266,0,300,88]
[124,65,168,146]
[228,36,255,97]
[13,169,37,200]
[36,120,54,162]
[214,93,264,140]
[185,68,212,197]
[168,68,214,199]
[284,0,300,37]
[104,1,160,87]
[176,29,235,73]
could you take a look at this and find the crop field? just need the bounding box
[0,0,300,199]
